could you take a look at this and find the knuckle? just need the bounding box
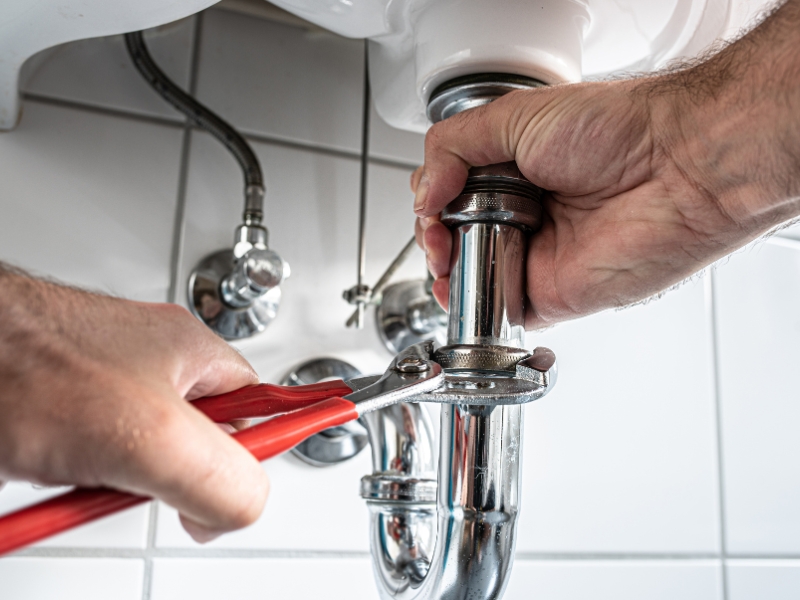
[229,476,269,530]
[202,457,268,531]
[425,123,445,149]
[179,428,268,527]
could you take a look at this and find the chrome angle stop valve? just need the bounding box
[121,32,289,341]
[189,219,289,341]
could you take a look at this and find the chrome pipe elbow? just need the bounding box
[364,402,523,600]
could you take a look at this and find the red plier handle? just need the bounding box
[0,381,359,556]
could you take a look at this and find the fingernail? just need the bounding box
[191,529,222,545]
[413,177,429,215]
[180,516,223,545]
[420,216,435,230]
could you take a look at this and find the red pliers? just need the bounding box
[0,344,443,556]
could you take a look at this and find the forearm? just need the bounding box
[645,0,800,240]
[0,263,49,356]
[0,262,101,357]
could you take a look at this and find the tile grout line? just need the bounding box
[166,14,205,306]
[22,92,185,129]
[144,15,206,600]
[21,546,780,560]
[165,124,193,305]
[12,547,372,559]
[21,95,421,172]
[514,552,723,561]
[141,502,160,600]
[708,269,730,600]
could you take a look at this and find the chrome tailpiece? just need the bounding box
[361,73,555,600]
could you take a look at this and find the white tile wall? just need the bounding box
[714,239,800,555]
[150,557,374,600]
[194,9,364,152]
[727,560,800,600]
[0,101,181,301]
[2,6,800,600]
[517,278,721,553]
[0,558,144,600]
[506,560,723,600]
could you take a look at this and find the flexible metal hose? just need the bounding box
[124,31,265,224]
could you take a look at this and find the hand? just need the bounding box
[413,0,800,328]
[0,266,269,543]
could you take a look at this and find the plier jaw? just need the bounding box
[346,340,557,409]
[344,341,444,415]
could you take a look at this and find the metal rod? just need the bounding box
[371,235,417,299]
[345,235,417,327]
[354,41,372,327]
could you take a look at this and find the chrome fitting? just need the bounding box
[433,344,530,372]
[360,475,437,503]
[441,162,544,233]
[427,73,544,123]
[441,161,544,351]
[232,223,268,258]
[219,247,287,309]
[394,356,430,373]
[243,184,265,226]
[188,221,289,340]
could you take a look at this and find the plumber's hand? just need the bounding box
[0,266,269,543]
[414,0,800,328]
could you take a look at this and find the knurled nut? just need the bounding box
[434,344,530,372]
[440,187,543,233]
[360,475,437,503]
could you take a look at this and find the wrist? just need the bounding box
[644,2,800,238]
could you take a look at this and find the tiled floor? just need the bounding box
[1,5,800,600]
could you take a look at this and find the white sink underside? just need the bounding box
[0,0,772,132]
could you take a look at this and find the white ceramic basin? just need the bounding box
[0,0,771,131]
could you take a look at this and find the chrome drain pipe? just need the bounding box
[361,75,545,600]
